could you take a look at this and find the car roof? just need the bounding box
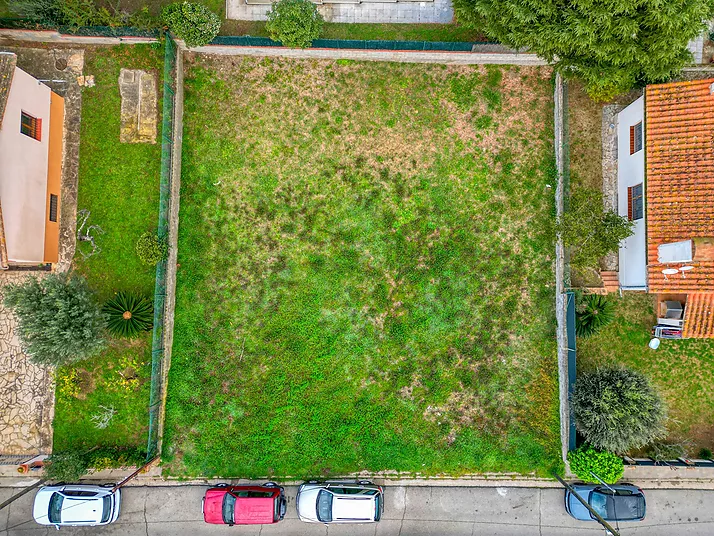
[331,496,375,521]
[59,496,105,524]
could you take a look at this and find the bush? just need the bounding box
[44,451,89,482]
[88,446,146,470]
[699,448,713,459]
[162,2,221,47]
[575,294,615,337]
[136,231,167,265]
[266,0,324,48]
[8,0,160,29]
[572,367,667,454]
[646,441,687,462]
[559,188,634,271]
[4,274,106,366]
[8,0,64,25]
[104,292,153,338]
[568,445,623,484]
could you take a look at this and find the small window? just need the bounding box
[20,112,41,141]
[316,490,333,523]
[48,493,64,524]
[628,183,644,221]
[100,496,112,523]
[629,122,642,154]
[49,194,58,222]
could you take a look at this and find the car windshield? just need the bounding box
[316,490,333,522]
[100,495,112,523]
[48,492,64,524]
[222,492,236,524]
[375,494,381,521]
[590,491,644,521]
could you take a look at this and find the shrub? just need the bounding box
[44,451,90,482]
[646,441,687,462]
[699,448,713,459]
[88,447,146,470]
[559,188,634,271]
[136,231,167,265]
[266,0,323,48]
[104,291,153,338]
[162,2,221,47]
[575,294,615,337]
[568,445,623,484]
[8,0,64,25]
[572,367,666,454]
[4,274,106,366]
[55,368,81,398]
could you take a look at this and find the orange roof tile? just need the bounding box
[646,78,714,292]
[682,292,714,338]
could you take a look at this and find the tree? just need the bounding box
[266,0,323,48]
[572,367,666,454]
[559,188,633,272]
[43,451,90,482]
[452,0,714,100]
[4,273,106,366]
[162,2,221,48]
[567,445,624,483]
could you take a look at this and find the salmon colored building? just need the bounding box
[0,52,64,269]
[615,78,714,338]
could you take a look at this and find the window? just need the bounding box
[316,490,333,523]
[48,492,64,524]
[49,194,58,222]
[62,491,97,497]
[20,112,41,141]
[222,493,236,524]
[628,183,644,220]
[100,496,112,523]
[629,122,642,154]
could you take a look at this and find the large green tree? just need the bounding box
[452,0,714,99]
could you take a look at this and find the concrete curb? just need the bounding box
[187,43,547,65]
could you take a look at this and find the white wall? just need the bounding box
[0,67,51,263]
[616,96,647,289]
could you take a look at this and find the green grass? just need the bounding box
[577,294,714,455]
[52,44,163,453]
[164,56,560,478]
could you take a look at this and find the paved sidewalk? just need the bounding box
[1,485,713,535]
[227,0,453,24]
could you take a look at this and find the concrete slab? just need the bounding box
[143,485,206,523]
[119,69,157,144]
[393,520,474,535]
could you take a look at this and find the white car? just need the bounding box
[33,484,121,527]
[296,481,383,524]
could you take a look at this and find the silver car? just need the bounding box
[33,484,121,527]
[296,481,384,524]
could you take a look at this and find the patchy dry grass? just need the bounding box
[578,293,714,455]
[164,56,560,477]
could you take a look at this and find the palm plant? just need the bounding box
[575,293,614,337]
[104,292,153,338]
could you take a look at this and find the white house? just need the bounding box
[0,52,64,268]
[616,96,647,290]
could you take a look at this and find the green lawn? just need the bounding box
[577,294,714,455]
[52,45,163,453]
[164,55,561,478]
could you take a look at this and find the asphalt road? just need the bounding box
[1,485,713,535]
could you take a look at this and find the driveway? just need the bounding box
[1,485,712,535]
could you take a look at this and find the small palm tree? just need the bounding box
[104,292,153,338]
[575,294,614,337]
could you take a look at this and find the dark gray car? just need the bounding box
[564,483,646,522]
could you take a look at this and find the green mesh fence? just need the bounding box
[146,34,176,461]
[210,35,488,51]
[0,19,159,36]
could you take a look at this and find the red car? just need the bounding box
[202,483,287,525]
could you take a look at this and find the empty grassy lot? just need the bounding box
[164,56,560,477]
[578,294,714,455]
[53,45,162,452]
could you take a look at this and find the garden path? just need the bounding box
[0,271,54,456]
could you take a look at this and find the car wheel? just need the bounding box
[263,481,278,488]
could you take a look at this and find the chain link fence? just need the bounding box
[146,34,177,461]
[211,35,486,51]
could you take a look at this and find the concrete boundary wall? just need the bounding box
[188,43,547,65]
[553,74,570,474]
[156,40,185,456]
[0,29,156,44]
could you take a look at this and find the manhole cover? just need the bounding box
[55,58,68,71]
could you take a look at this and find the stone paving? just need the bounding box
[0,271,54,456]
[119,69,157,144]
[227,0,453,24]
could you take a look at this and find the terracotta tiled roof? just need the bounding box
[0,52,17,130]
[646,78,714,293]
[682,292,714,338]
